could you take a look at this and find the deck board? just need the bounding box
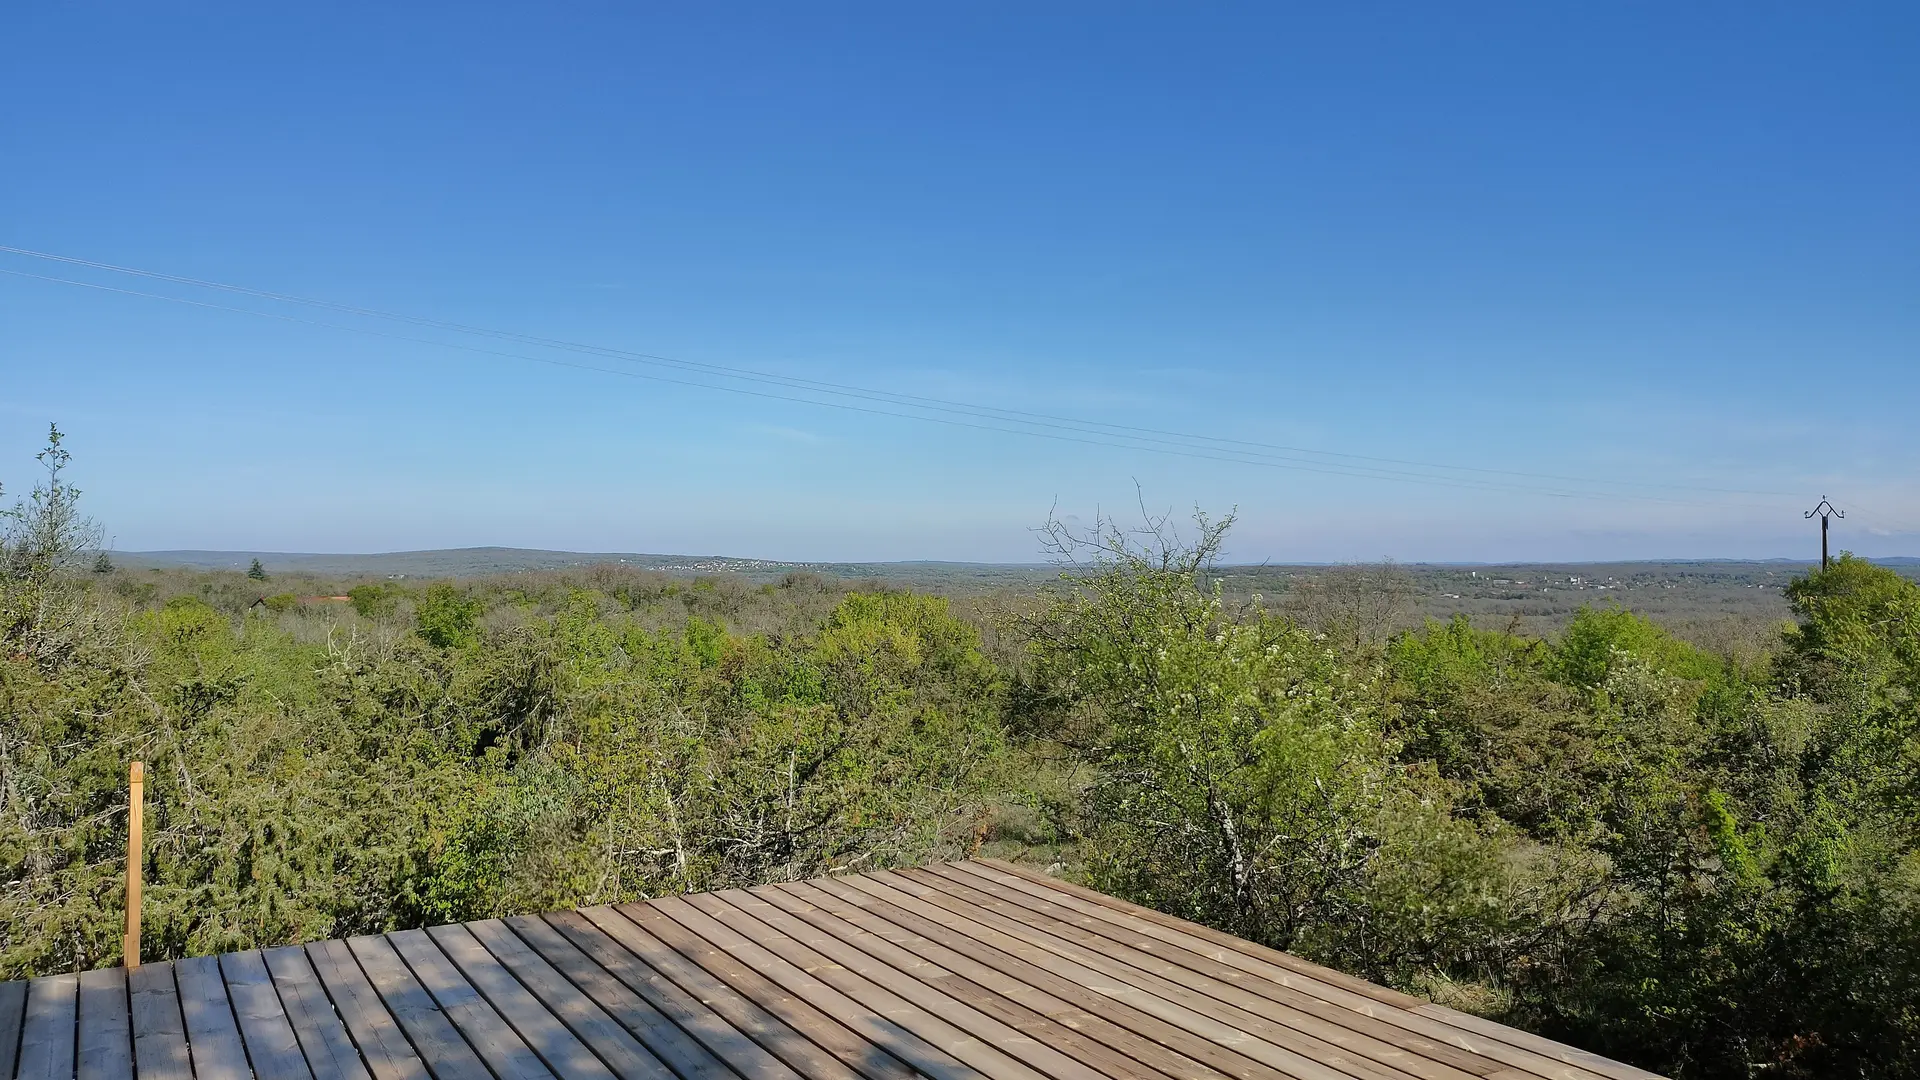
[0,978,27,1080]
[18,975,79,1080]
[560,907,802,1080]
[128,963,192,1080]
[76,968,132,1080]
[781,878,1235,1080]
[347,934,495,1080]
[0,860,1667,1080]
[264,945,372,1080]
[635,898,917,1080]
[222,951,315,1080]
[630,897,978,1080]
[176,955,253,1080]
[598,902,869,1080]
[427,922,613,1080]
[305,940,428,1080]
[916,865,1483,1080]
[465,919,675,1080]
[687,890,1047,1080]
[504,915,740,1080]
[885,868,1409,1080]
[835,873,1293,1080]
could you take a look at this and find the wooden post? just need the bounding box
[124,761,143,969]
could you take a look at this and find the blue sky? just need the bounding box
[3,3,1915,562]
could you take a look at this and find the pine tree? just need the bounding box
[92,551,113,574]
[247,558,268,581]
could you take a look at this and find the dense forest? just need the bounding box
[5,429,1918,1079]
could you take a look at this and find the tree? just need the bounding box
[1022,507,1514,984]
[1,424,105,663]
[416,583,484,648]
[2,424,99,584]
[247,558,268,581]
[91,551,113,574]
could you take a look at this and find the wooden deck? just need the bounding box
[0,859,1664,1080]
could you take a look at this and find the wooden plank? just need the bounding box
[683,891,1052,1080]
[943,867,1483,1069]
[974,861,1427,1011]
[77,967,133,1080]
[975,857,1428,1006]
[303,940,426,1080]
[18,974,78,1080]
[791,877,1243,1080]
[928,868,1594,1080]
[223,951,316,1080]
[384,929,554,1080]
[586,904,868,1080]
[877,870,1407,1080]
[758,882,1169,1080]
[914,866,1478,1080]
[346,934,495,1080]
[622,901,916,1080]
[128,962,192,1080]
[834,874,1299,1080]
[920,866,1487,1080]
[505,915,738,1080]
[634,898,981,1080]
[425,923,613,1080]
[953,863,1399,1007]
[465,920,674,1080]
[176,955,253,1080]
[1409,1010,1666,1080]
[550,908,800,1080]
[0,980,28,1080]
[549,903,802,1076]
[699,889,1106,1080]
[263,946,372,1080]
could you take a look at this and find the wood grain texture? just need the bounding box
[264,945,373,1080]
[128,963,191,1080]
[77,968,132,1080]
[0,980,28,1080]
[175,955,252,1080]
[18,975,78,1080]
[0,861,1666,1080]
[223,950,315,1080]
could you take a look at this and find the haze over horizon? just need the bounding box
[5,5,1916,564]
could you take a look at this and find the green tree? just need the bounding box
[415,583,484,648]
[92,551,113,574]
[247,558,268,581]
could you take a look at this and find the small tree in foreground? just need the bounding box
[1022,504,1531,983]
[1,424,106,664]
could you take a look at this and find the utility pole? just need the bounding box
[1805,497,1844,570]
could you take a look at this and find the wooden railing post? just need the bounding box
[124,761,143,969]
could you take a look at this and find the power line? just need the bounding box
[0,249,1797,509]
[4,266,1633,499]
[0,244,1806,499]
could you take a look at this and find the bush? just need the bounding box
[415,583,483,648]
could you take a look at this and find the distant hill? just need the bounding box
[122,547,1917,580]
[119,547,1059,587]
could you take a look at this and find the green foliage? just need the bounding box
[347,583,400,620]
[1375,562,1920,1078]
[261,593,298,613]
[415,583,484,648]
[246,558,267,581]
[1551,604,1721,687]
[6,437,1920,1080]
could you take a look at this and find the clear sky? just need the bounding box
[3,4,1915,563]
